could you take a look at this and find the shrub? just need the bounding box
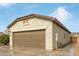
[0,34,9,45]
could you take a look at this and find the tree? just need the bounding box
[0,34,9,45]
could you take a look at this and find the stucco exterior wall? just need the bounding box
[9,18,53,51]
[53,22,70,49]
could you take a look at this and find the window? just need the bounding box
[23,20,26,24]
[25,20,28,23]
[23,20,28,24]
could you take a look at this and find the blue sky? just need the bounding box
[0,3,79,32]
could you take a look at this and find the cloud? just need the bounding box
[0,3,15,7]
[50,7,72,23]
[26,5,38,10]
[23,4,40,12]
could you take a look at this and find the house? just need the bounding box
[7,14,71,51]
[0,32,3,36]
[71,32,79,43]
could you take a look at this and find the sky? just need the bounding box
[0,3,79,32]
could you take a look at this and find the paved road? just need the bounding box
[0,44,76,56]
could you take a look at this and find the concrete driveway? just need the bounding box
[0,44,76,56]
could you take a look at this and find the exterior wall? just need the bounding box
[53,22,70,49]
[9,18,53,51]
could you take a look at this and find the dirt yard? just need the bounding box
[0,43,77,56]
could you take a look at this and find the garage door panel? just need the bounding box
[13,30,45,49]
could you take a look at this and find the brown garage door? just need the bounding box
[13,29,45,49]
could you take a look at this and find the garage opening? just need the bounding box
[13,29,45,50]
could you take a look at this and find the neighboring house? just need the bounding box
[7,14,71,51]
[0,32,3,36]
[71,33,79,43]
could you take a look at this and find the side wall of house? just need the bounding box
[53,22,70,49]
[9,18,53,51]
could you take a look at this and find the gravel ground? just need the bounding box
[0,43,76,56]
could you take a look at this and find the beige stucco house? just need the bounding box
[7,14,71,51]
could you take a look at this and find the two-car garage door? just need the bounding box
[13,29,45,50]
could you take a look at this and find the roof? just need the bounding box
[7,13,71,33]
